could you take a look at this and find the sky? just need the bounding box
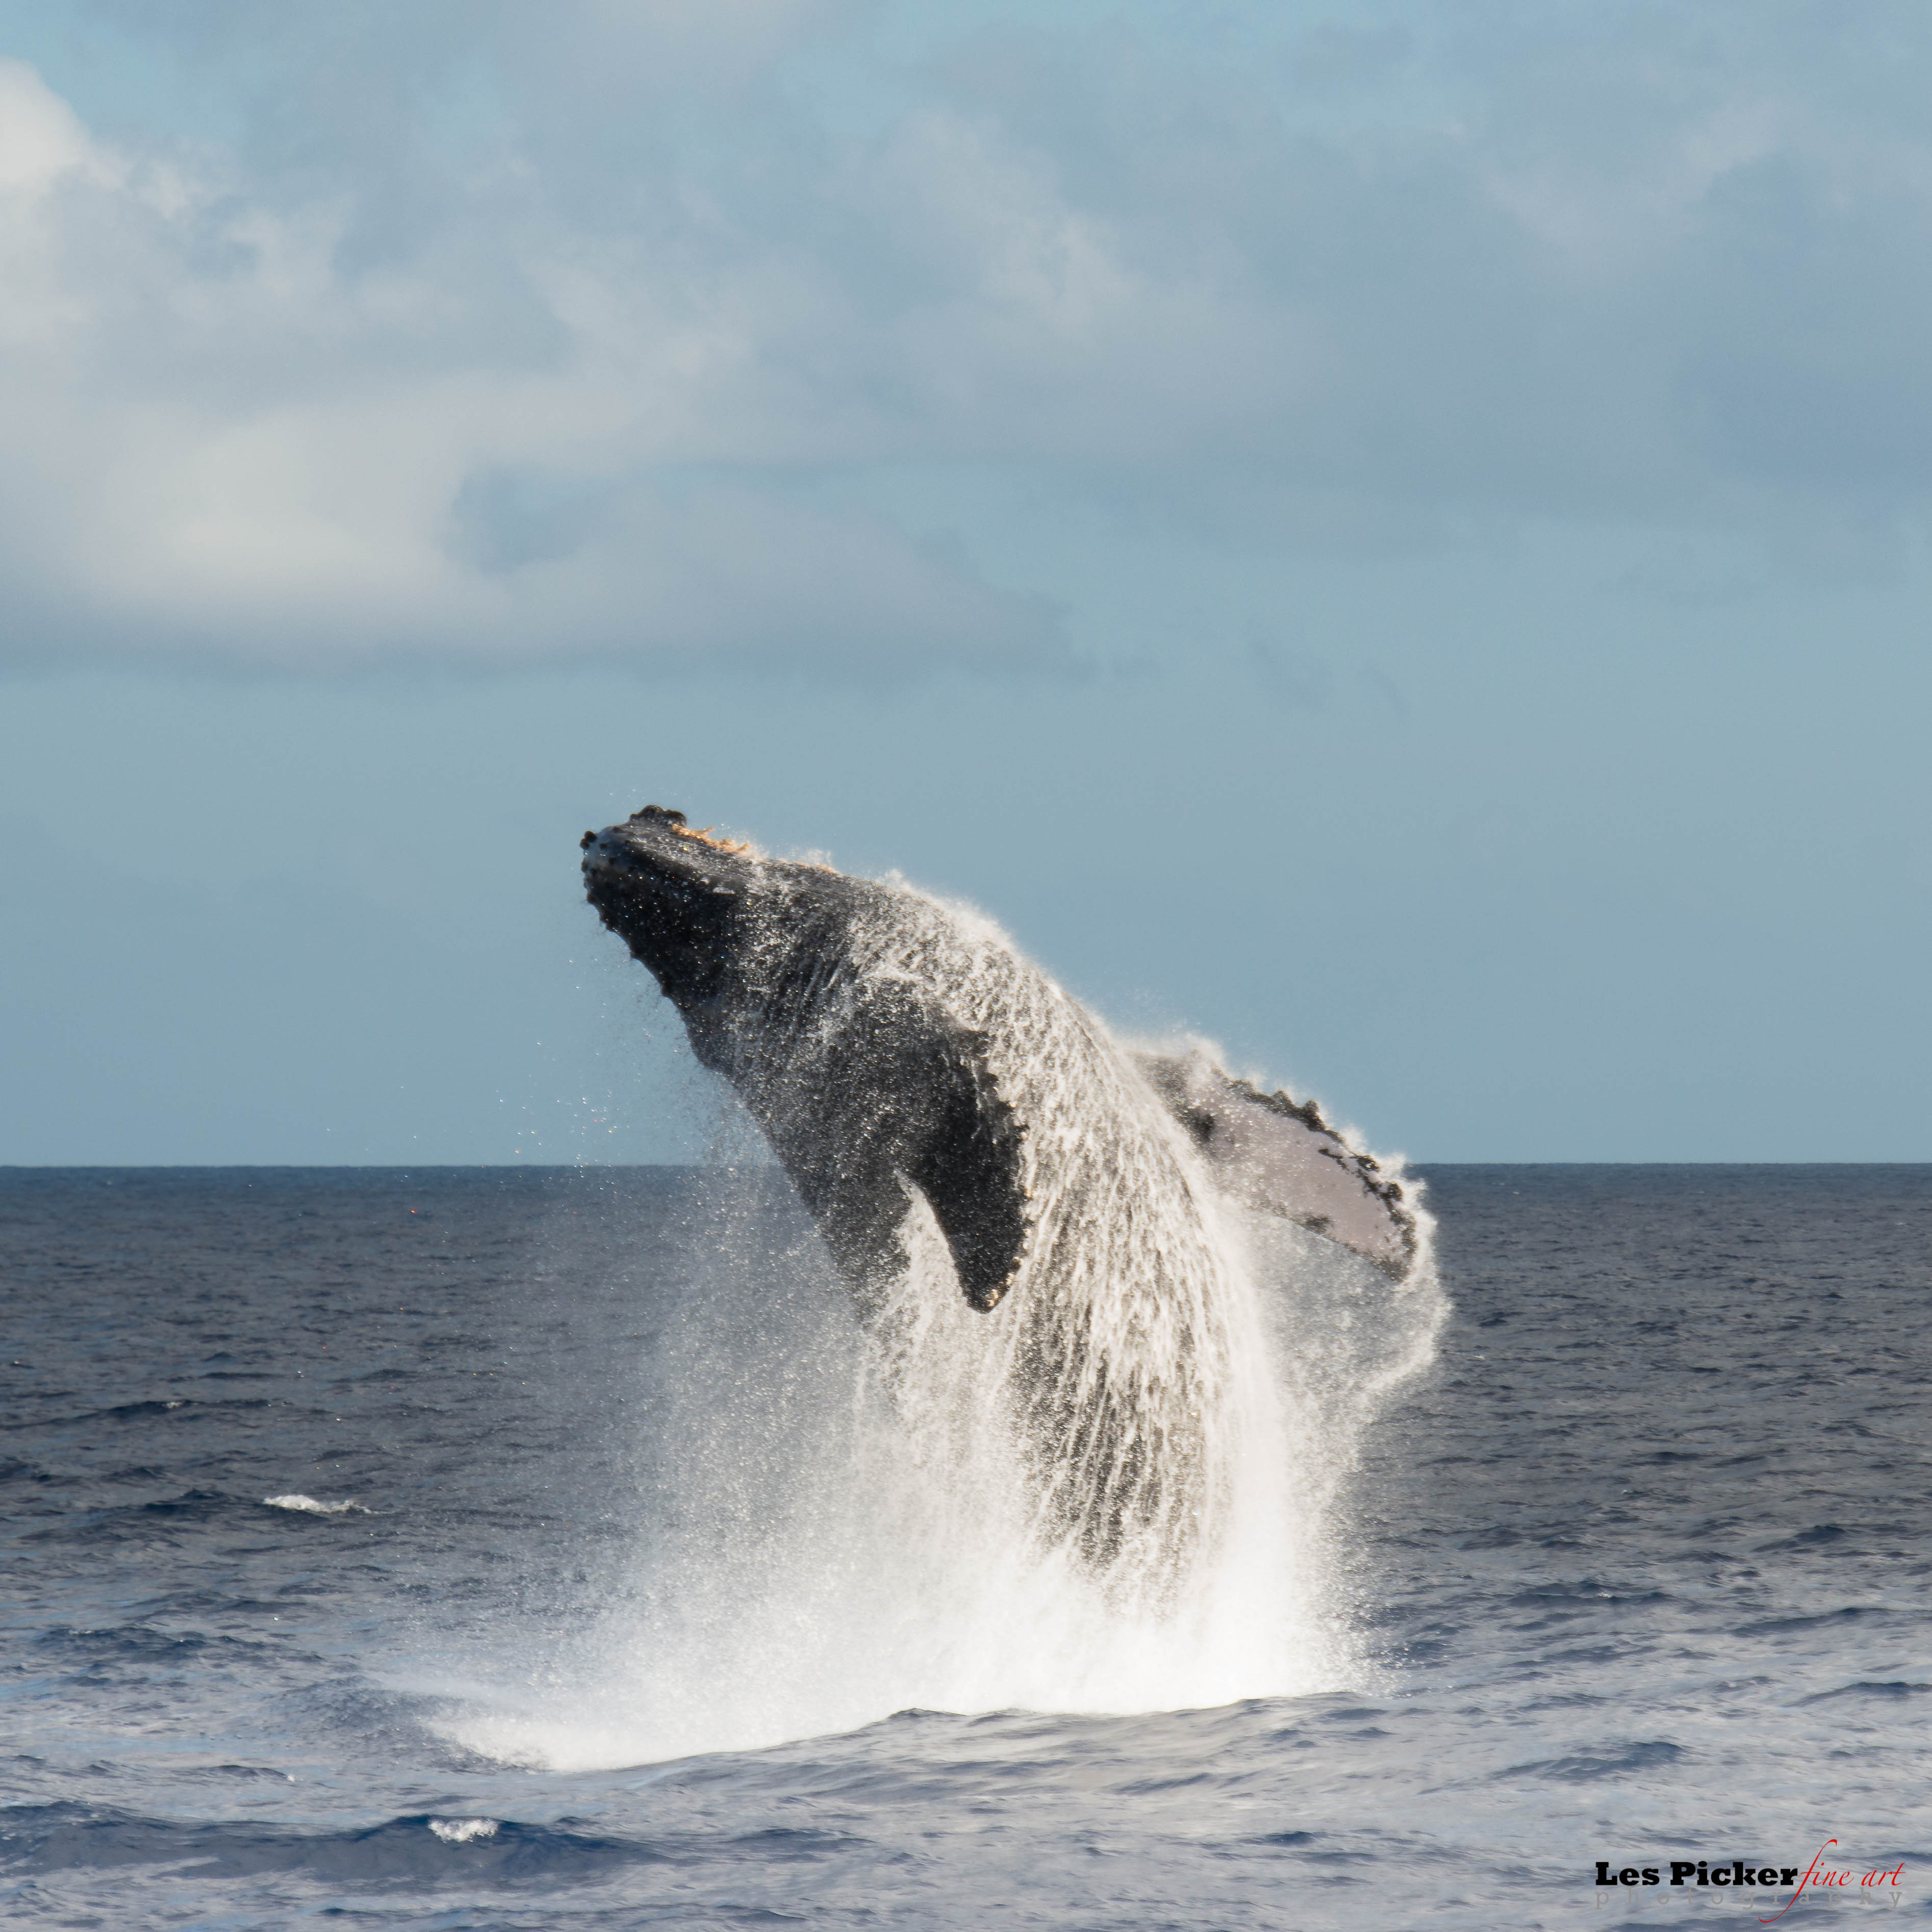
[2,0,1929,1163]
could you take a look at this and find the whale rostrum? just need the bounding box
[582,804,1418,1578]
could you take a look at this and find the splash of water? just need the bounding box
[437,883,1444,1769]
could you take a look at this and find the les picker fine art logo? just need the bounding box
[1594,1843,1910,1915]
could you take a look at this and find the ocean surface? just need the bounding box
[2,1164,1926,1928]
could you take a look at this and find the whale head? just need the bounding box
[579,805,771,1009]
[581,805,1029,1313]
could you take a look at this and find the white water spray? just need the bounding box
[441,884,1444,1770]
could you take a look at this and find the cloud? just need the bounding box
[3,4,1932,668]
[0,38,1069,670]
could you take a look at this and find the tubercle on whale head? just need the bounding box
[622,804,757,857]
[579,803,759,866]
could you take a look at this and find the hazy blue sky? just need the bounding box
[3,0,1928,1162]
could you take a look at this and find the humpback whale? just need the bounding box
[582,805,1416,1582]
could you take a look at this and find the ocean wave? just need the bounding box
[0,1805,659,1884]
[426,1818,498,1844]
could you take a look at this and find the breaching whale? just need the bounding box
[582,805,1417,1581]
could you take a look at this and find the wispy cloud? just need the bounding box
[4,3,1931,667]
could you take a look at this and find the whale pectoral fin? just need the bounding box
[755,984,1029,1316]
[1137,1053,1418,1280]
[911,1154,1028,1312]
[903,1035,1030,1313]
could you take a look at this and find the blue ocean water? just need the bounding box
[1,1165,1927,1928]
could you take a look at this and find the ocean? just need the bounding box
[1,1164,1926,1928]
